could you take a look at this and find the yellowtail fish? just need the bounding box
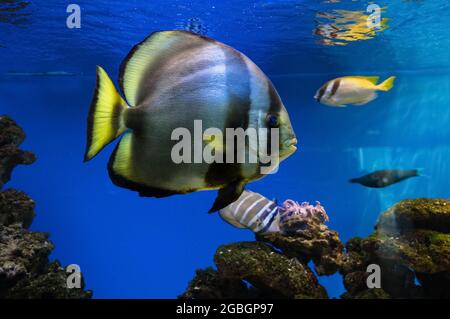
[84,31,297,213]
[314,76,396,107]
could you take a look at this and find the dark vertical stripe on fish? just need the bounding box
[265,83,283,159]
[205,49,251,186]
[317,84,326,102]
[267,83,282,115]
[330,79,340,98]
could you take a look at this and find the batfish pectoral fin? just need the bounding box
[208,180,246,214]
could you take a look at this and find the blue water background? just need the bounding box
[1,0,449,298]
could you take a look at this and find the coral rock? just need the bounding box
[182,199,450,299]
[0,116,91,298]
[342,288,391,299]
[256,211,343,275]
[214,242,328,299]
[0,189,35,228]
[179,267,252,299]
[0,116,36,189]
[5,260,92,299]
[377,199,450,234]
[341,198,450,299]
[0,224,53,292]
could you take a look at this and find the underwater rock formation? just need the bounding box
[181,242,328,299]
[179,267,253,299]
[214,242,328,298]
[181,208,337,299]
[0,116,91,299]
[257,202,343,276]
[341,198,450,299]
[0,189,35,229]
[182,199,450,299]
[0,116,36,189]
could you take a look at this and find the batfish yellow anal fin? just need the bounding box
[108,132,184,198]
[108,132,135,181]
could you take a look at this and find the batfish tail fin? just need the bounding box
[377,76,396,91]
[84,66,129,162]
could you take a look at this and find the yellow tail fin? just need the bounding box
[377,76,396,91]
[84,66,129,162]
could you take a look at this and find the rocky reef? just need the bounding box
[180,203,338,299]
[0,116,91,299]
[0,116,35,189]
[341,199,450,299]
[181,198,450,299]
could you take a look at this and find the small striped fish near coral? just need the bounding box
[219,190,329,235]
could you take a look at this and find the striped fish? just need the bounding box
[314,76,396,107]
[84,31,297,213]
[219,190,280,233]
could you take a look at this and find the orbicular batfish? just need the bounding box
[84,31,297,212]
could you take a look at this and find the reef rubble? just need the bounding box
[181,198,450,299]
[0,115,92,299]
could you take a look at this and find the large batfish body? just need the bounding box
[84,31,297,212]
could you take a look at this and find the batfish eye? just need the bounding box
[266,114,279,128]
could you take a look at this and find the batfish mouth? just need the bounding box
[287,137,298,148]
[281,138,298,158]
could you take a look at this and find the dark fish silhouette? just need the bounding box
[349,169,420,188]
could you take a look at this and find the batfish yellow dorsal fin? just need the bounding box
[119,31,213,107]
[342,76,380,85]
